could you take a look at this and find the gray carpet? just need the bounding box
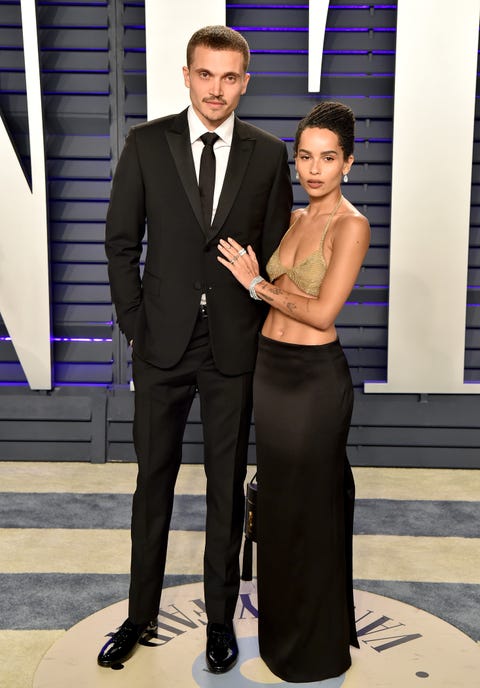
[1,493,479,537]
[1,487,478,643]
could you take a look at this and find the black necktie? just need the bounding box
[199,132,219,231]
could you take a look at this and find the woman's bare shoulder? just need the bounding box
[338,199,370,232]
[334,201,370,250]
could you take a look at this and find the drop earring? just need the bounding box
[343,173,348,183]
[295,171,299,180]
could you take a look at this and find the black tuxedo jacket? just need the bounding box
[105,109,293,375]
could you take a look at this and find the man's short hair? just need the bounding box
[187,25,250,72]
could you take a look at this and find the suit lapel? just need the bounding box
[165,112,256,242]
[207,118,255,243]
[165,110,205,236]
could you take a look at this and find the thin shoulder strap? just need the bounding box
[319,195,343,248]
[283,213,301,237]
[274,213,301,256]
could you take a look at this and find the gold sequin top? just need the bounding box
[266,209,335,297]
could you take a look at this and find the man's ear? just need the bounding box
[241,72,251,95]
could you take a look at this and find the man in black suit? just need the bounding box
[98,25,292,672]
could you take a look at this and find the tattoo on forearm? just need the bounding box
[286,301,297,313]
[270,287,282,296]
[260,284,277,302]
[263,283,300,316]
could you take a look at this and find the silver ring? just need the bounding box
[238,248,247,256]
[229,258,236,264]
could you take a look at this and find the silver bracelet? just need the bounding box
[249,275,265,300]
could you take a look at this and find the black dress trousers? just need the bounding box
[129,315,253,626]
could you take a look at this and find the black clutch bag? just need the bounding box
[241,473,257,581]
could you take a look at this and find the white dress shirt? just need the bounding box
[187,106,234,225]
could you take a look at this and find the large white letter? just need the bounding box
[145,0,225,120]
[0,0,51,389]
[308,0,329,92]
[365,0,480,394]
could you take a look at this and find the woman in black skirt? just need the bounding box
[218,101,370,682]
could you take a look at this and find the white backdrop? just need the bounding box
[145,0,226,119]
[0,0,50,389]
[364,0,480,393]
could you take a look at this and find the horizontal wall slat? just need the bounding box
[240,94,395,120]
[349,427,480,447]
[50,223,108,243]
[0,421,93,442]
[38,29,108,49]
[0,442,97,461]
[53,363,112,383]
[53,284,111,303]
[54,342,113,364]
[37,6,108,27]
[49,201,108,222]
[49,180,111,199]
[52,264,109,283]
[48,160,110,179]
[337,304,387,327]
[245,34,397,54]
[347,445,480,469]
[53,304,112,322]
[41,51,109,71]
[47,136,110,158]
[0,395,93,420]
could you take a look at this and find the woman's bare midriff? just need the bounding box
[260,275,337,345]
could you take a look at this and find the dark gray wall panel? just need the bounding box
[0,1,480,467]
[0,391,106,461]
[349,445,480,469]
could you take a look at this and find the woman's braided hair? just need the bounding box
[294,101,355,158]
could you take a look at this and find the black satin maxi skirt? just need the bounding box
[254,334,359,683]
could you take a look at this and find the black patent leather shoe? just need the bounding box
[97,618,157,667]
[206,622,238,673]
